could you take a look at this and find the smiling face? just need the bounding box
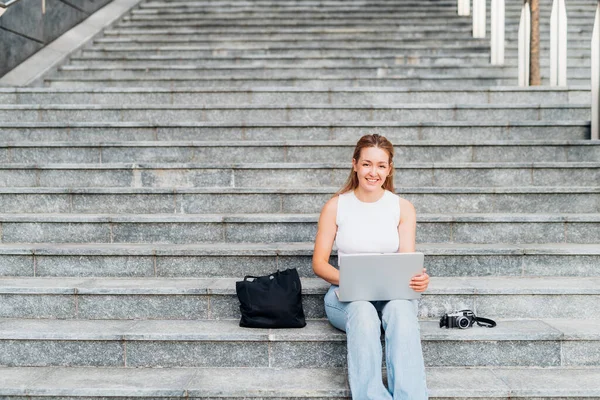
[352,146,392,193]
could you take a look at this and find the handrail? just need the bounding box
[457,0,469,16]
[592,0,600,140]
[491,0,505,65]
[518,0,531,86]
[0,0,25,17]
[550,0,568,86]
[472,0,485,38]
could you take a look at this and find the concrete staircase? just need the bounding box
[0,0,600,398]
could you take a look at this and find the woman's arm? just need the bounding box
[312,196,340,285]
[398,197,430,292]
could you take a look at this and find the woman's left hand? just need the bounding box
[410,268,430,292]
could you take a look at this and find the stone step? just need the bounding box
[0,186,597,215]
[82,42,594,54]
[55,65,518,80]
[65,55,593,68]
[101,25,594,35]
[129,5,595,13]
[45,77,542,89]
[44,76,595,89]
[1,365,599,399]
[0,140,598,164]
[1,276,600,319]
[77,47,595,60]
[0,242,598,278]
[1,87,591,105]
[54,66,596,81]
[0,212,597,244]
[94,31,595,43]
[1,104,591,123]
[117,13,595,22]
[0,162,597,188]
[0,318,597,368]
[0,121,590,141]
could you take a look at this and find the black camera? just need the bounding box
[439,310,476,329]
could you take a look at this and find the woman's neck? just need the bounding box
[353,188,385,203]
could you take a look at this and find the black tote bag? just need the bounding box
[236,268,306,328]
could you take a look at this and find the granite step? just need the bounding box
[1,87,591,105]
[0,212,597,244]
[0,318,598,367]
[0,186,597,215]
[1,365,599,399]
[100,26,593,35]
[0,162,597,188]
[2,104,591,123]
[65,55,593,68]
[57,65,539,81]
[1,276,600,319]
[43,77,594,89]
[0,121,590,141]
[93,31,595,42]
[0,242,598,278]
[0,140,598,164]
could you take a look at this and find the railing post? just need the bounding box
[491,0,505,65]
[458,0,470,16]
[550,0,568,86]
[473,0,485,38]
[592,0,600,140]
[519,0,531,86]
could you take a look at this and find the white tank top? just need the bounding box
[335,190,401,261]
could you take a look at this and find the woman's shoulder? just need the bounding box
[397,195,416,219]
[321,194,340,215]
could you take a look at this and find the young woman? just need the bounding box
[312,134,429,399]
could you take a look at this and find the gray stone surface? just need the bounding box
[2,222,111,243]
[35,255,155,277]
[77,294,210,319]
[0,295,75,318]
[0,340,124,367]
[491,368,600,397]
[0,256,34,276]
[125,341,269,367]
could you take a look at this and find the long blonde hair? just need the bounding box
[335,134,395,196]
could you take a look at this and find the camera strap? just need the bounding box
[473,316,496,328]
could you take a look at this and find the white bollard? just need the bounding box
[473,0,485,38]
[550,0,568,86]
[458,0,470,16]
[491,0,505,65]
[518,1,531,86]
[592,1,600,140]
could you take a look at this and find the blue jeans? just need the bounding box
[324,285,428,400]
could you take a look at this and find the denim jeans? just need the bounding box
[324,285,428,400]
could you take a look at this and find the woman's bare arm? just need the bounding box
[312,196,340,285]
[398,197,430,292]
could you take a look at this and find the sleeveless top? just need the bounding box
[335,190,401,262]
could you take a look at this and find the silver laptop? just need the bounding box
[338,252,424,301]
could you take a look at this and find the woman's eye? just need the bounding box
[363,164,369,167]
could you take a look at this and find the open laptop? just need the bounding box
[338,252,424,301]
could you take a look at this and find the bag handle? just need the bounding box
[244,272,278,281]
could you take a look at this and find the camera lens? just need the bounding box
[456,316,470,329]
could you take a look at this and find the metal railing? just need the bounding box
[550,0,567,86]
[593,0,600,140]
[458,0,598,140]
[0,0,44,17]
[518,0,531,86]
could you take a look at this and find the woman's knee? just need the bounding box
[346,301,380,332]
[382,300,419,326]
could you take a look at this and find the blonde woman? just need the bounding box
[313,134,429,399]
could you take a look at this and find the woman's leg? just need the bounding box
[380,299,428,400]
[324,286,393,400]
